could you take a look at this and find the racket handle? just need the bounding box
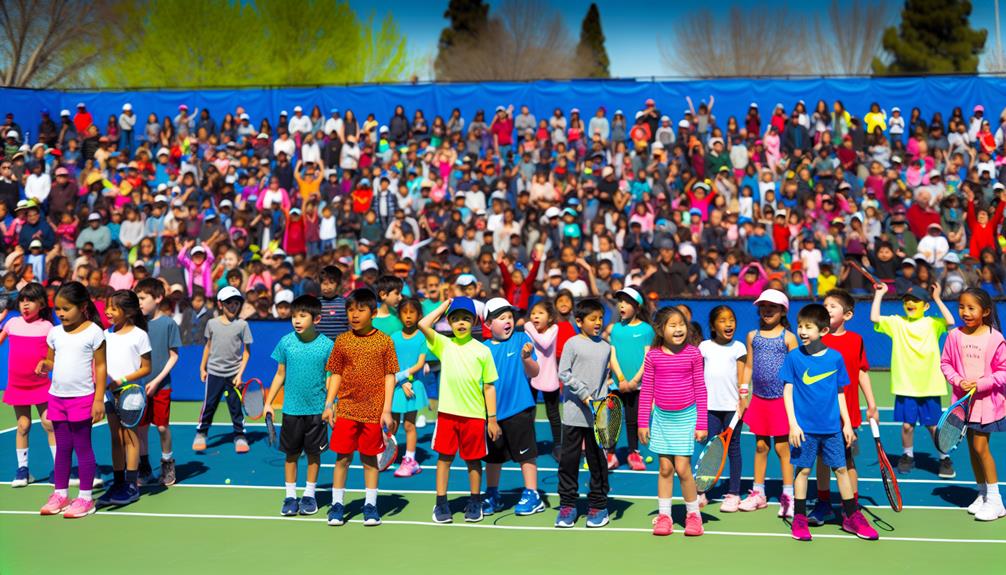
[869,418,880,438]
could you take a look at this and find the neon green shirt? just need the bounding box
[874,315,948,398]
[429,332,498,419]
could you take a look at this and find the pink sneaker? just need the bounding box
[738,490,767,512]
[606,452,619,470]
[791,514,812,541]
[778,494,794,518]
[684,511,704,536]
[627,451,646,471]
[697,493,708,509]
[652,513,673,536]
[394,457,421,478]
[234,436,250,454]
[720,494,741,513]
[842,510,879,540]
[40,493,70,516]
[63,497,96,519]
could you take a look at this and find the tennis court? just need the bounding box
[0,372,1003,574]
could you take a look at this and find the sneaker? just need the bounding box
[234,436,250,454]
[968,494,986,515]
[327,502,345,526]
[739,490,767,512]
[138,461,153,485]
[514,489,545,516]
[684,511,704,536]
[110,483,140,505]
[160,459,176,487]
[627,451,646,471]
[362,503,382,526]
[393,456,421,478]
[482,491,504,515]
[192,432,207,452]
[606,452,619,470]
[586,507,609,528]
[808,500,836,526]
[842,510,879,540]
[975,500,1006,522]
[92,476,103,489]
[62,497,96,519]
[299,496,318,515]
[464,498,484,522]
[555,506,577,528]
[281,497,300,516]
[40,492,70,516]
[416,414,427,428]
[719,494,741,513]
[777,493,794,518]
[697,493,708,509]
[96,483,121,508]
[938,458,956,479]
[432,501,452,524]
[11,466,32,488]
[791,514,812,541]
[652,513,673,536]
[896,454,914,474]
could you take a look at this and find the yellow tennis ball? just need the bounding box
[583,461,589,470]
[225,478,231,484]
[645,456,654,464]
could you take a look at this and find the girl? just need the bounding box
[390,298,428,478]
[553,290,577,361]
[525,299,561,461]
[740,289,798,515]
[697,305,747,511]
[2,284,56,487]
[37,282,106,518]
[638,306,708,536]
[940,288,1006,521]
[605,287,655,471]
[97,290,151,508]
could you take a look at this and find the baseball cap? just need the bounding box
[191,245,206,255]
[545,207,561,219]
[616,287,644,306]
[293,105,303,113]
[902,285,929,302]
[29,239,42,249]
[54,167,69,176]
[455,273,478,287]
[943,252,961,264]
[5,130,18,139]
[360,259,379,273]
[122,103,132,111]
[974,104,985,113]
[482,297,513,321]
[754,288,790,311]
[446,297,478,320]
[87,212,101,222]
[274,289,295,305]
[678,244,697,261]
[153,194,168,204]
[901,258,916,267]
[217,286,244,302]
[928,169,942,179]
[60,109,70,117]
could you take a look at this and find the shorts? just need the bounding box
[893,395,942,427]
[646,404,697,456]
[432,412,487,461]
[791,432,846,469]
[47,393,95,422]
[280,414,328,456]
[330,417,385,456]
[968,418,1006,433]
[743,395,790,437]
[140,387,172,427]
[484,406,537,464]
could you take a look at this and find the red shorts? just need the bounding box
[330,417,385,456]
[140,388,171,427]
[432,412,487,461]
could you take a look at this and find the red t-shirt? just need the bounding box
[491,118,514,146]
[822,330,869,428]
[556,320,577,363]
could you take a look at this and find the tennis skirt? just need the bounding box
[743,395,790,437]
[391,379,429,414]
[647,404,697,456]
[968,417,1006,433]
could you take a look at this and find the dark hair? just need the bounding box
[758,303,790,329]
[375,275,404,299]
[397,297,423,319]
[134,277,165,300]
[108,289,147,331]
[797,303,830,331]
[16,282,53,323]
[320,265,342,285]
[824,288,855,314]
[960,287,1000,331]
[55,281,100,324]
[651,306,689,349]
[530,299,558,326]
[573,297,605,322]
[226,269,243,283]
[291,294,322,318]
[707,305,736,341]
[346,287,378,311]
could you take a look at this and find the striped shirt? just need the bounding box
[318,296,349,341]
[638,345,708,431]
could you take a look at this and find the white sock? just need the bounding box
[162,451,173,461]
[904,447,914,457]
[285,482,296,498]
[332,488,345,505]
[365,488,378,506]
[50,445,56,461]
[405,450,416,460]
[55,488,68,497]
[783,484,794,497]
[16,448,28,468]
[987,483,1001,503]
[753,483,765,495]
[979,484,989,496]
[685,499,699,514]
[304,482,317,498]
[78,490,92,501]
[658,497,672,516]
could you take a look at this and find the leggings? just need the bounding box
[618,389,640,452]
[540,389,562,447]
[706,410,744,495]
[53,420,95,491]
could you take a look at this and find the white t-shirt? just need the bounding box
[698,339,747,411]
[799,248,822,279]
[105,326,152,383]
[558,279,590,298]
[47,323,105,398]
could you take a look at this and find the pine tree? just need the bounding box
[434,0,490,80]
[872,0,986,74]
[575,3,610,78]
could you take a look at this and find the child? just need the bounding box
[38,282,107,518]
[96,290,151,508]
[525,299,562,461]
[555,298,612,528]
[940,287,1006,521]
[871,282,955,477]
[811,288,879,525]
[323,288,397,526]
[2,283,55,487]
[194,286,253,453]
[318,265,349,341]
[783,303,878,541]
[419,297,499,524]
[373,275,404,335]
[480,297,543,516]
[264,295,334,517]
[697,305,747,511]
[605,287,655,470]
[134,278,182,486]
[740,289,798,515]
[640,306,708,536]
[391,298,429,478]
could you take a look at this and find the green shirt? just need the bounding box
[372,313,403,336]
[875,315,948,398]
[610,320,655,385]
[429,332,498,419]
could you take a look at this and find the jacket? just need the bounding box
[940,328,1006,425]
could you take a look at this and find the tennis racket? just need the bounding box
[935,389,975,455]
[694,412,740,493]
[265,412,277,448]
[376,427,398,471]
[846,259,883,289]
[869,419,902,512]
[227,378,266,420]
[590,393,623,450]
[114,384,147,429]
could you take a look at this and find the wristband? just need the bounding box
[487,413,496,419]
[120,377,128,387]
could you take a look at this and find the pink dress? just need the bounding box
[2,317,54,405]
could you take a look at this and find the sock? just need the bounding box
[684,499,699,515]
[436,494,448,506]
[817,489,830,502]
[485,486,498,497]
[405,450,416,460]
[987,483,1001,503]
[658,497,672,516]
[114,470,125,485]
[470,492,482,505]
[162,451,173,462]
[285,482,296,498]
[753,483,765,495]
[140,455,150,468]
[79,490,92,501]
[782,484,794,497]
[16,448,28,468]
[304,482,317,498]
[49,445,56,461]
[841,498,857,517]
[979,484,989,496]
[365,488,378,507]
[125,470,138,485]
[903,447,914,457]
[55,488,68,497]
[795,498,807,516]
[331,488,345,505]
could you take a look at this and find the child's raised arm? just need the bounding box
[869,282,888,323]
[930,283,955,326]
[418,299,450,344]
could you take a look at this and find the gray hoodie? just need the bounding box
[558,335,611,428]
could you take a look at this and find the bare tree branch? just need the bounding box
[812,0,890,75]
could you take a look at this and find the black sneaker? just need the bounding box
[896,454,914,474]
[138,462,153,486]
[938,458,956,479]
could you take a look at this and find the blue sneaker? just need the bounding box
[281,497,300,516]
[96,483,124,507]
[555,506,577,528]
[110,483,140,505]
[586,507,609,528]
[808,500,836,526]
[362,503,382,526]
[515,489,545,516]
[464,498,484,522]
[12,466,32,487]
[327,503,345,526]
[299,496,318,515]
[432,501,452,523]
[482,490,504,515]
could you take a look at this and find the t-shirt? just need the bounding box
[105,326,152,384]
[780,347,850,434]
[271,331,333,416]
[372,312,403,336]
[326,329,398,423]
[47,322,105,398]
[143,315,181,391]
[318,296,349,341]
[698,339,747,411]
[610,321,655,386]
[486,332,536,421]
[205,317,254,377]
[558,335,611,428]
[874,315,948,397]
[3,316,53,391]
[822,330,869,428]
[429,332,497,419]
[960,331,991,382]
[391,330,428,380]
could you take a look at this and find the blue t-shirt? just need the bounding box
[780,347,850,434]
[143,315,182,390]
[391,330,429,379]
[486,331,536,421]
[609,321,655,385]
[270,331,334,416]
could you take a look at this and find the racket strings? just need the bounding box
[116,388,146,427]
[694,440,726,491]
[595,399,622,449]
[242,385,265,418]
[936,406,967,453]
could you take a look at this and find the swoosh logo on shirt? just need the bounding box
[632,333,644,338]
[519,448,530,454]
[802,369,836,385]
[507,352,516,357]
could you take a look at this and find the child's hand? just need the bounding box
[695,429,708,442]
[789,423,805,448]
[200,368,208,383]
[638,428,650,445]
[874,281,889,296]
[866,403,879,423]
[842,423,855,448]
[931,282,942,300]
[487,418,502,441]
[91,397,105,424]
[35,360,50,375]
[521,342,533,359]
[263,402,274,419]
[381,411,394,432]
[402,381,415,399]
[961,380,977,392]
[322,407,336,426]
[145,382,158,397]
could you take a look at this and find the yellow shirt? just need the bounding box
[815,273,837,296]
[875,315,948,397]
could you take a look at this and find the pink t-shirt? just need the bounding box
[3,316,54,390]
[960,331,990,382]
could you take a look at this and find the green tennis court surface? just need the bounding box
[1,372,1003,574]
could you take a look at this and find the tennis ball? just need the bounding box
[583,461,589,470]
[225,478,231,484]
[645,456,654,464]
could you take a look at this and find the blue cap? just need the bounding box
[203,209,217,220]
[330,108,339,114]
[689,208,703,217]
[902,285,929,302]
[446,297,477,319]
[738,216,753,225]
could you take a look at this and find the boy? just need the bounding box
[264,295,333,517]
[871,282,955,477]
[555,298,612,528]
[811,288,879,525]
[318,265,349,341]
[782,303,878,541]
[480,297,543,516]
[323,288,397,526]
[135,278,182,486]
[194,286,253,453]
[373,275,404,335]
[419,297,499,524]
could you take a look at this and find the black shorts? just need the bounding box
[484,406,537,464]
[280,414,328,456]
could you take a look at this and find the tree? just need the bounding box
[575,3,609,78]
[872,0,987,74]
[434,0,489,80]
[812,0,891,75]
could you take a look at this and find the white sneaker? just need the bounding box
[968,494,986,515]
[416,414,427,429]
[777,494,794,518]
[975,500,1006,521]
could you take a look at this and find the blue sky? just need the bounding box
[349,0,1005,79]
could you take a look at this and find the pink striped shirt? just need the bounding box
[638,345,708,431]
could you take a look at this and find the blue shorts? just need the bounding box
[893,396,942,426]
[791,432,846,469]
